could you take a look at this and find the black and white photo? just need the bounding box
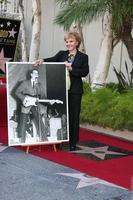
[6,62,69,146]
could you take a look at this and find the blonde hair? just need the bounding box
[64,31,81,49]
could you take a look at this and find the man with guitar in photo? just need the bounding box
[15,68,63,143]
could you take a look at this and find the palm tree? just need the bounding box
[91,11,113,90]
[18,0,28,61]
[120,17,133,63]
[70,22,86,53]
[55,0,133,88]
[29,0,41,61]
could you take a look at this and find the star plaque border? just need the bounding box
[0,17,21,75]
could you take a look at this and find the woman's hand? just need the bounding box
[34,59,44,66]
[64,61,72,71]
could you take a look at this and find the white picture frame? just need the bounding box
[6,62,69,146]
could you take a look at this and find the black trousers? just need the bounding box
[18,106,48,143]
[68,93,82,147]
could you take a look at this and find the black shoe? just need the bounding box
[70,145,76,151]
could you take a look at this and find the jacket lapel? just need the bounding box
[72,50,80,66]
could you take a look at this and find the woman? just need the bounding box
[35,32,89,151]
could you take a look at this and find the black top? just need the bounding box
[44,50,89,94]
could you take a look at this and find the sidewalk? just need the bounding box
[0,147,132,200]
[80,123,133,142]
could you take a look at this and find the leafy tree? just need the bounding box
[55,0,133,88]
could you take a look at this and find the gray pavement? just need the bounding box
[0,147,133,200]
[80,124,133,142]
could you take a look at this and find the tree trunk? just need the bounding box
[18,0,28,61]
[29,0,41,61]
[71,23,91,83]
[71,22,86,53]
[91,12,113,90]
[121,17,133,63]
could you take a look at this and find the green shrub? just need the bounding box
[81,82,133,131]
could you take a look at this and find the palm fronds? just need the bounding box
[55,0,133,31]
[55,0,109,30]
[113,61,133,91]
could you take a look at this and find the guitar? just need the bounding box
[23,95,63,107]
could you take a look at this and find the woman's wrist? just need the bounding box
[68,66,72,71]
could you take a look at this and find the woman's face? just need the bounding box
[65,36,78,52]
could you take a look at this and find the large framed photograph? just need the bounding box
[6,62,69,146]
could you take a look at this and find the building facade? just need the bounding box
[0,0,131,83]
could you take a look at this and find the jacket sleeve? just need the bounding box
[44,51,63,62]
[70,54,89,77]
[15,82,26,102]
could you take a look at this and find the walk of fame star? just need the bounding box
[72,144,127,160]
[56,173,126,189]
[0,48,12,73]
[0,144,8,152]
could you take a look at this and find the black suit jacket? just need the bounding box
[15,80,45,114]
[45,50,89,94]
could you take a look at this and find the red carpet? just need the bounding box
[0,81,133,190]
[0,77,7,128]
[30,129,133,190]
[1,126,133,190]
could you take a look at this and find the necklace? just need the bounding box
[68,53,75,63]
